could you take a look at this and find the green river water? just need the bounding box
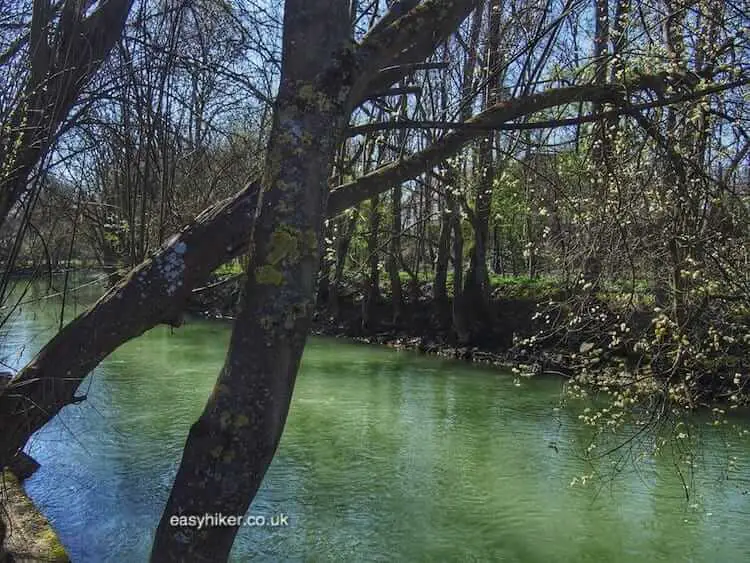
[2,280,750,562]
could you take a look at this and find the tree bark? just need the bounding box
[450,2,483,343]
[464,0,501,336]
[150,1,353,560]
[362,195,381,331]
[387,185,404,324]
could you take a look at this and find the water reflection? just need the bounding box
[0,288,749,562]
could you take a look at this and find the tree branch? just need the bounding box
[331,82,624,213]
[352,0,479,104]
[347,77,750,136]
[0,181,259,467]
[359,85,423,101]
[0,74,741,468]
[0,0,134,227]
[337,76,750,209]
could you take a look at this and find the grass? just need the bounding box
[389,271,562,299]
[1,470,69,562]
[488,274,562,299]
[213,259,244,277]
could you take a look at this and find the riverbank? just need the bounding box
[1,470,69,562]
[186,273,750,406]
[309,301,531,371]
[188,274,555,372]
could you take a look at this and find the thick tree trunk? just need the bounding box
[330,211,358,318]
[154,2,482,554]
[150,1,352,560]
[450,193,470,344]
[434,205,451,312]
[387,185,404,324]
[362,196,381,331]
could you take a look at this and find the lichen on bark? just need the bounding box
[151,2,357,559]
[254,264,284,286]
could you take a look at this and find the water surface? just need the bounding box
[2,285,750,562]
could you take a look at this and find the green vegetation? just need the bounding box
[213,260,244,278]
[1,1,749,560]
[1,471,69,562]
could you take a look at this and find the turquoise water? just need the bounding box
[1,284,749,562]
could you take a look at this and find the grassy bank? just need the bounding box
[1,471,69,562]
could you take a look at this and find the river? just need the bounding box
[2,280,750,561]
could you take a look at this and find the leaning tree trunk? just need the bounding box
[149,2,353,560]
[149,1,487,559]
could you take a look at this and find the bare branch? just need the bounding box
[0,73,744,467]
[351,0,479,103]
